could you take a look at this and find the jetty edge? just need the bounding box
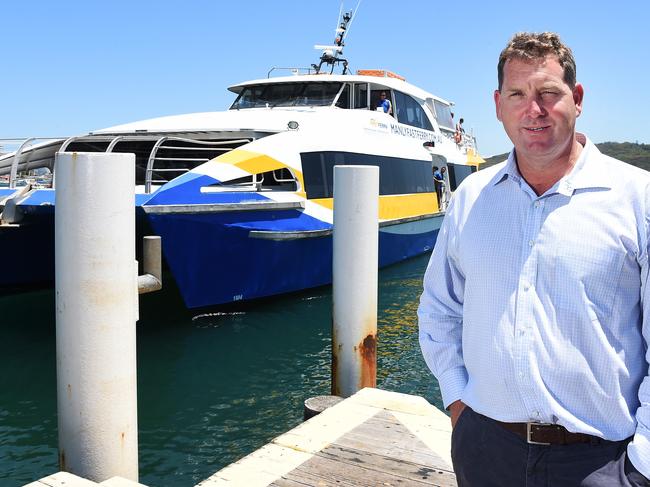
[25,388,455,486]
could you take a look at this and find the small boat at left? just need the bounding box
[0,8,483,308]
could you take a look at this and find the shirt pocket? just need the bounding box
[552,243,626,321]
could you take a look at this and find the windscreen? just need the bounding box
[231,82,343,109]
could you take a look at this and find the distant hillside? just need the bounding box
[482,142,650,172]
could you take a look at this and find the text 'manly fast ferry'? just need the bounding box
[0,8,483,308]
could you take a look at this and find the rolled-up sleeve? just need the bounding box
[418,198,467,409]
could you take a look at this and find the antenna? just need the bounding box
[312,1,361,75]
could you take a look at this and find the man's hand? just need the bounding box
[448,400,467,429]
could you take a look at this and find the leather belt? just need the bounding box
[494,420,605,446]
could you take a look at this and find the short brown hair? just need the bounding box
[497,32,576,90]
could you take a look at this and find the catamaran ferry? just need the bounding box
[0,9,483,308]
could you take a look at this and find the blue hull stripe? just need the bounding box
[16,189,55,206]
[148,210,440,308]
[0,188,18,199]
[144,173,272,206]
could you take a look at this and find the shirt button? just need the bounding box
[534,201,541,208]
[528,240,534,247]
[519,372,524,378]
[519,330,525,336]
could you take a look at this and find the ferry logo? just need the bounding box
[369,119,389,130]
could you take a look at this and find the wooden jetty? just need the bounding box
[198,387,456,487]
[25,388,455,487]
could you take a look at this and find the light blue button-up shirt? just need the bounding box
[418,138,650,477]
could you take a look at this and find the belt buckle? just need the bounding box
[526,422,551,445]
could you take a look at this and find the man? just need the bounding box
[377,91,392,114]
[418,32,650,486]
[433,166,447,210]
[455,117,465,144]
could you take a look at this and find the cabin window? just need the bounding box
[446,162,477,191]
[202,167,298,192]
[230,82,343,108]
[335,84,351,109]
[433,100,454,130]
[353,83,368,109]
[300,151,434,199]
[394,92,433,131]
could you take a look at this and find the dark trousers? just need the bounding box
[451,407,649,486]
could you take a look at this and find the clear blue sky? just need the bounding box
[1,0,648,157]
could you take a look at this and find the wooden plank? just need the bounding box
[268,477,314,487]
[324,410,453,478]
[197,443,313,487]
[273,403,378,454]
[392,411,452,467]
[316,445,456,486]
[279,451,443,487]
[332,429,450,469]
[347,388,442,417]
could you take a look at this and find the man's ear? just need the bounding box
[494,90,502,122]
[573,83,584,118]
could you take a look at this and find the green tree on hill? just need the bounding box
[482,142,650,171]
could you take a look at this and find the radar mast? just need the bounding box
[312,1,361,75]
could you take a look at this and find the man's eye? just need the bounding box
[541,91,557,96]
[510,93,523,98]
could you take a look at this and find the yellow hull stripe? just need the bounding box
[213,149,306,197]
[215,149,286,173]
[211,150,439,218]
[312,192,439,220]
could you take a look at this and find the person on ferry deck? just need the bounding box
[454,118,465,144]
[418,32,650,486]
[433,166,444,206]
[377,91,392,114]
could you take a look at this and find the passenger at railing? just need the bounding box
[454,117,465,144]
[376,92,392,115]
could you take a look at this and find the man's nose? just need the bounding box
[526,96,546,117]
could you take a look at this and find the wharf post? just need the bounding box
[54,152,139,482]
[331,165,379,397]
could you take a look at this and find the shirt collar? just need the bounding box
[491,151,520,186]
[490,134,611,194]
[563,136,611,191]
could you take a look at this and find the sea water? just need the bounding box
[0,253,444,487]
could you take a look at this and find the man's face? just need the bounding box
[494,56,583,164]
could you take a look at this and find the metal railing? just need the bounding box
[144,137,251,193]
[1,133,259,194]
[0,137,65,188]
[266,66,316,78]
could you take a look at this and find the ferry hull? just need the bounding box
[0,215,54,289]
[0,208,153,291]
[147,210,442,309]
